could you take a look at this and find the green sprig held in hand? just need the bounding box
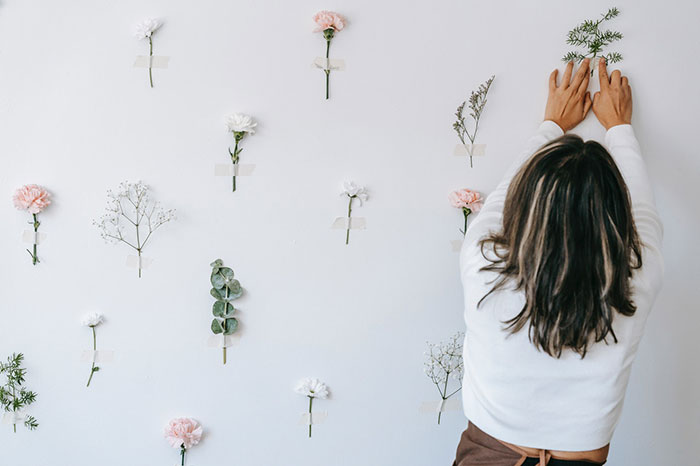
[0,353,39,433]
[563,7,623,74]
[210,259,243,364]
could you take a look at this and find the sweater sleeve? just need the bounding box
[461,120,564,253]
[604,124,664,292]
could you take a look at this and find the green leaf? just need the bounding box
[226,280,243,299]
[211,319,223,334]
[220,267,234,280]
[224,318,238,335]
[213,301,234,317]
[211,273,225,289]
[210,288,224,301]
[210,259,223,269]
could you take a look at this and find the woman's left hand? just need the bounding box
[544,58,592,131]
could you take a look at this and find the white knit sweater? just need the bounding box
[459,121,664,451]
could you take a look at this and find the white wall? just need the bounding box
[0,1,697,465]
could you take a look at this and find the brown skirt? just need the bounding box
[453,422,606,466]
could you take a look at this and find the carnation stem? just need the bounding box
[148,36,154,88]
[462,209,470,237]
[86,326,97,387]
[180,445,186,466]
[231,139,239,193]
[308,396,313,438]
[325,39,331,100]
[30,213,39,265]
[345,196,354,245]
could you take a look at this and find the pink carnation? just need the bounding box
[313,10,345,32]
[449,189,482,211]
[164,418,203,450]
[13,184,51,214]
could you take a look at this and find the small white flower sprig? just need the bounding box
[424,332,464,425]
[81,312,104,387]
[340,181,368,245]
[93,181,176,278]
[225,113,257,193]
[453,75,495,168]
[134,18,162,88]
[295,378,329,438]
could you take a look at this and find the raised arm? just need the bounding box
[465,59,593,247]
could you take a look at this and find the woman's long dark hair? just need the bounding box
[478,135,643,358]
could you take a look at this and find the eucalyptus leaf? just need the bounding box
[224,317,238,335]
[212,301,234,317]
[211,273,225,289]
[220,267,234,280]
[210,288,224,300]
[211,319,223,334]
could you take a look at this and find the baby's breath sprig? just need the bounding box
[453,76,495,168]
[563,7,623,74]
[424,332,464,425]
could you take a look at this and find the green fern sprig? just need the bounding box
[0,353,39,433]
[563,7,623,72]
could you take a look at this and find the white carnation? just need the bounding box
[225,113,257,134]
[341,181,368,203]
[81,312,104,327]
[134,18,162,40]
[295,378,329,399]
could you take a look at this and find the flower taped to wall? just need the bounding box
[563,7,622,74]
[209,259,242,364]
[312,11,345,99]
[0,353,38,433]
[164,418,202,466]
[93,181,175,278]
[423,332,464,424]
[453,75,494,168]
[81,312,104,387]
[224,113,257,192]
[449,189,482,237]
[12,184,51,265]
[336,181,368,245]
[134,18,163,88]
[295,378,329,438]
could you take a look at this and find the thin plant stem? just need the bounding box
[180,445,186,466]
[308,396,313,438]
[223,284,230,364]
[438,372,450,425]
[30,214,39,265]
[86,326,97,387]
[345,196,354,245]
[325,39,331,99]
[148,36,154,88]
[231,139,239,193]
[12,386,16,433]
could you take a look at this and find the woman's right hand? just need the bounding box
[592,58,633,129]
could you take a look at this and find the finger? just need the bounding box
[592,91,600,109]
[576,65,591,98]
[598,58,609,89]
[562,61,574,88]
[621,76,629,88]
[610,69,622,87]
[583,92,592,116]
[571,58,590,90]
[549,69,559,90]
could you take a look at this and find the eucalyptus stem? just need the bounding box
[345,196,354,245]
[308,396,313,438]
[148,36,154,88]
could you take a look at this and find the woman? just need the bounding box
[453,58,664,465]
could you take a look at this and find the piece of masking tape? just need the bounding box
[80,350,115,364]
[214,164,256,177]
[331,217,366,230]
[207,334,240,349]
[125,255,154,270]
[451,239,464,252]
[419,397,461,414]
[22,230,47,245]
[1,411,26,425]
[299,411,328,426]
[312,57,346,71]
[454,143,486,157]
[133,56,170,69]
